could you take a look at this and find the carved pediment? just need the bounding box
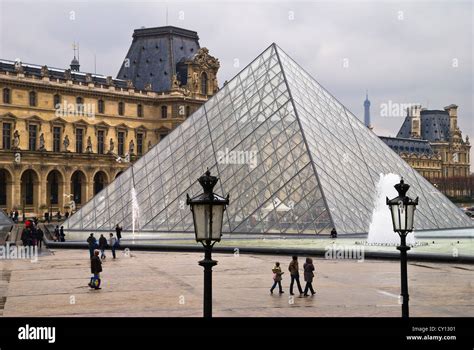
[192,48,220,71]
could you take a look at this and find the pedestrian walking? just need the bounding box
[87,233,97,259]
[59,226,66,242]
[89,250,102,290]
[109,233,117,259]
[115,224,122,243]
[36,227,44,249]
[303,258,316,297]
[270,262,284,294]
[288,256,304,296]
[98,234,107,260]
[53,225,60,242]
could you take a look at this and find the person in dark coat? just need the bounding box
[53,225,60,242]
[98,234,107,260]
[20,227,30,246]
[303,257,316,297]
[36,227,44,249]
[115,224,122,243]
[330,228,337,239]
[89,250,102,290]
[86,233,97,259]
[288,256,304,296]
[59,226,65,242]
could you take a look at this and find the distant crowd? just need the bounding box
[5,209,71,224]
[20,219,44,248]
[87,224,123,290]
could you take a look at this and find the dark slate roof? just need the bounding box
[116,26,200,92]
[379,136,435,155]
[0,59,129,89]
[396,109,450,142]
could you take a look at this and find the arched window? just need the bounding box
[53,94,61,108]
[76,96,84,113]
[161,105,168,119]
[98,99,104,114]
[3,88,11,104]
[137,104,143,118]
[29,91,37,106]
[118,101,124,116]
[201,72,208,95]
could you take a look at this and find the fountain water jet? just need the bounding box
[367,173,416,245]
[131,186,140,240]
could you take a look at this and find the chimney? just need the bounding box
[444,104,458,132]
[408,104,422,139]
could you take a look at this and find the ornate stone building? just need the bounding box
[380,104,471,197]
[0,26,220,216]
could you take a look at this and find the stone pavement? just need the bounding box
[0,247,472,317]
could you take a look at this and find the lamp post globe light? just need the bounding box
[386,178,418,318]
[187,169,229,318]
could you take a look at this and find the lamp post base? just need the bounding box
[397,234,411,318]
[199,243,217,318]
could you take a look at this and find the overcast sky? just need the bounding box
[0,0,472,171]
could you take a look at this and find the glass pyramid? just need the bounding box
[63,44,473,235]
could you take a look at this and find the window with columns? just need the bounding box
[2,123,11,149]
[53,126,61,152]
[28,124,37,151]
[54,94,61,108]
[201,72,208,95]
[137,133,143,155]
[76,128,84,153]
[97,130,105,154]
[118,131,125,156]
[98,99,105,114]
[3,88,11,104]
[161,105,167,119]
[29,91,37,107]
[118,102,124,116]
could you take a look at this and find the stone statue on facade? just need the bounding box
[63,135,70,152]
[129,140,135,155]
[14,60,24,74]
[40,65,49,77]
[108,138,115,154]
[86,136,93,153]
[12,130,20,150]
[39,133,46,151]
[64,69,72,80]
[171,74,180,89]
[148,140,152,151]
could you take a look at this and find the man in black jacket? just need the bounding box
[89,250,102,290]
[86,233,97,258]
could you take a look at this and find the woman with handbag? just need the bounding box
[270,262,284,294]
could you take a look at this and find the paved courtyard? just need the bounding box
[0,247,473,317]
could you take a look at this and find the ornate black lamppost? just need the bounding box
[386,178,418,318]
[187,170,229,318]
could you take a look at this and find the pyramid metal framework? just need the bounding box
[63,44,473,235]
